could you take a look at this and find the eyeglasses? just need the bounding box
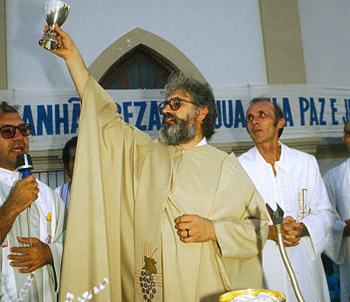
[158,97,195,114]
[0,123,32,139]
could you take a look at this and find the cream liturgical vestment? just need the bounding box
[0,168,65,302]
[238,144,335,302]
[59,77,269,302]
[324,159,350,302]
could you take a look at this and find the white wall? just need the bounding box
[298,0,350,172]
[7,1,350,91]
[298,0,350,88]
[5,0,350,176]
[6,0,267,91]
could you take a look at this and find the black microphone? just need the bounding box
[16,154,33,178]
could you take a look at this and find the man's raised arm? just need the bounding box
[47,25,89,99]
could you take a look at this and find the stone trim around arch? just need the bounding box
[88,27,206,84]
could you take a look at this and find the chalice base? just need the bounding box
[38,34,60,50]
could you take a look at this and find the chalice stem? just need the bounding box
[275,224,305,302]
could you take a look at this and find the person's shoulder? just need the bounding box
[237,147,256,163]
[149,139,173,153]
[324,159,348,179]
[37,179,51,189]
[37,180,62,201]
[219,147,256,173]
[281,144,322,177]
[205,144,229,159]
[282,143,316,161]
[54,184,63,193]
[220,150,259,189]
[54,182,70,195]
[185,144,230,164]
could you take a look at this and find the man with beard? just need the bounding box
[47,25,269,302]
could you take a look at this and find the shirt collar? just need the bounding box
[276,142,289,173]
[254,141,289,173]
[196,137,207,147]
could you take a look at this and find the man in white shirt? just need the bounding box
[324,120,350,302]
[0,102,65,301]
[238,97,336,302]
[55,136,77,210]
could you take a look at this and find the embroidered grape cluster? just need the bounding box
[139,270,156,301]
[139,252,158,301]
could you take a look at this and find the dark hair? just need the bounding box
[164,73,217,139]
[249,97,284,138]
[344,120,350,133]
[0,102,19,114]
[62,136,78,168]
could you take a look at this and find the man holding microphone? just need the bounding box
[0,102,65,302]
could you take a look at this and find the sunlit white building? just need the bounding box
[1,0,350,188]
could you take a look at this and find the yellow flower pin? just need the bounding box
[46,212,52,221]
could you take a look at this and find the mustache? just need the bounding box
[162,113,178,124]
[11,142,26,149]
[163,113,175,119]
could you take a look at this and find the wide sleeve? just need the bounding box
[301,156,336,257]
[59,76,152,301]
[211,154,269,259]
[83,76,147,138]
[323,169,347,264]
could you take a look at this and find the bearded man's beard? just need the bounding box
[159,111,198,146]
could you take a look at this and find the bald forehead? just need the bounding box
[247,101,276,116]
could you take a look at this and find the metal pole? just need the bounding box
[266,203,305,302]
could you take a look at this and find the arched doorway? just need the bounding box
[88,27,206,87]
[99,44,177,89]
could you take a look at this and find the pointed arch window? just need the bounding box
[99,44,178,89]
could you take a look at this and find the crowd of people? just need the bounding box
[0,25,349,302]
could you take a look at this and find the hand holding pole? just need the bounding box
[266,203,305,302]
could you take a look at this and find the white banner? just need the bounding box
[1,84,349,151]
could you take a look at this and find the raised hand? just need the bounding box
[43,24,89,99]
[44,24,77,60]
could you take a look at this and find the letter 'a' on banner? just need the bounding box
[1,84,348,152]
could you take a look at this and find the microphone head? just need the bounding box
[16,154,33,172]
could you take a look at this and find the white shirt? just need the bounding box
[238,143,335,302]
[55,181,71,210]
[324,159,350,302]
[0,168,65,302]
